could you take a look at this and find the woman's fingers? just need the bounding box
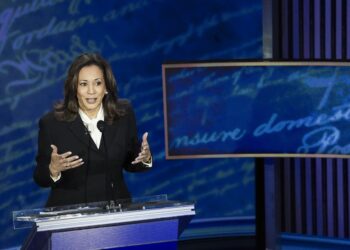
[49,145,84,175]
[131,158,141,164]
[50,144,58,154]
[60,155,84,168]
[63,158,84,169]
[52,151,83,170]
[132,152,150,164]
[60,151,73,158]
[59,154,76,164]
[132,153,144,164]
[142,132,148,143]
[131,132,151,165]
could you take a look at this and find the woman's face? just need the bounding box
[77,64,107,118]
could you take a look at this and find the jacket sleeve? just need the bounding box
[33,117,57,187]
[123,102,151,172]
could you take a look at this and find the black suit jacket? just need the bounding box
[33,101,150,207]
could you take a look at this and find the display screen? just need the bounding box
[163,62,350,158]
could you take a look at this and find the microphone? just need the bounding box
[97,120,105,133]
[97,120,114,204]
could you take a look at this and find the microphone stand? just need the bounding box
[84,126,91,205]
[97,121,115,209]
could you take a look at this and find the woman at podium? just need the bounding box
[33,53,152,207]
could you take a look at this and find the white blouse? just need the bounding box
[79,106,104,149]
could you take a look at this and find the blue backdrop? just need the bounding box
[0,0,261,248]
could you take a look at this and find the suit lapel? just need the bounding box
[68,115,99,153]
[104,120,119,155]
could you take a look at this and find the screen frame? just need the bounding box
[162,60,350,159]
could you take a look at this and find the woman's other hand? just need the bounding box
[132,132,152,165]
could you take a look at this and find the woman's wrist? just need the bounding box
[144,155,152,164]
[49,163,60,177]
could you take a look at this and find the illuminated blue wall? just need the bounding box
[0,0,262,248]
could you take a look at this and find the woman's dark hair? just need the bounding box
[54,53,126,123]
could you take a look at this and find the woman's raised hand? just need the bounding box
[49,144,84,177]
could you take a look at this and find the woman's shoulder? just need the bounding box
[39,110,65,126]
[116,98,135,116]
[40,111,55,122]
[117,98,132,109]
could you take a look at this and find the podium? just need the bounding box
[14,195,195,250]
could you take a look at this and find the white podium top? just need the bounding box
[13,195,195,232]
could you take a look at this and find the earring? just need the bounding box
[105,91,108,95]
